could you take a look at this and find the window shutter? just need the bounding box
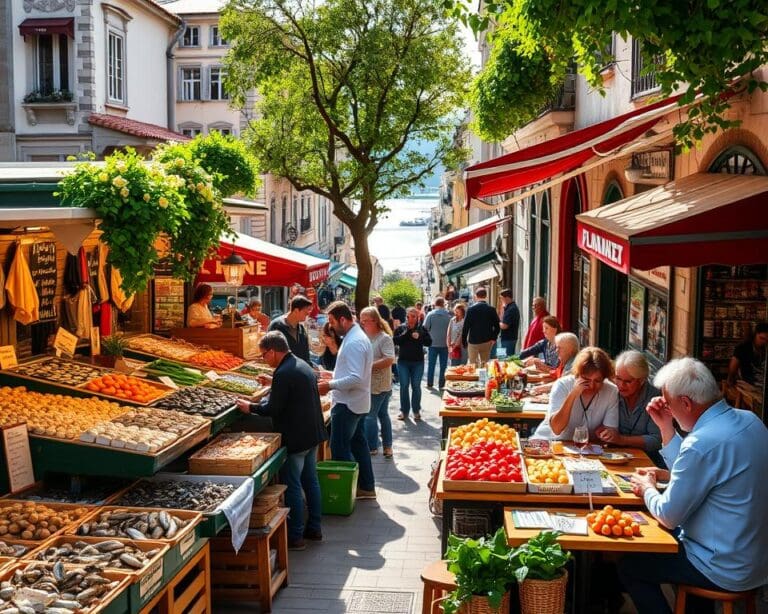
[202,66,210,101]
[176,67,183,101]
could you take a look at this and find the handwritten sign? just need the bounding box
[179,529,197,559]
[29,242,57,321]
[53,327,78,357]
[90,327,100,356]
[572,470,603,494]
[139,558,164,599]
[0,346,18,370]
[158,376,179,390]
[2,423,35,493]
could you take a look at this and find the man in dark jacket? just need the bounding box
[268,295,313,366]
[237,331,327,550]
[461,287,500,364]
[497,288,521,358]
[393,307,432,421]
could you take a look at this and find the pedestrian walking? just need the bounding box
[447,303,468,365]
[317,301,377,499]
[461,287,500,365]
[393,307,432,421]
[423,297,452,389]
[237,331,327,550]
[497,289,520,358]
[359,307,396,459]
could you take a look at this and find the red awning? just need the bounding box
[196,231,330,288]
[464,95,683,203]
[18,18,74,39]
[575,173,768,274]
[430,215,509,256]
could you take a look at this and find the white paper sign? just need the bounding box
[139,558,164,598]
[90,327,100,356]
[0,346,18,370]
[205,370,221,381]
[53,327,78,357]
[2,423,35,493]
[179,529,197,559]
[572,470,603,494]
[158,376,179,390]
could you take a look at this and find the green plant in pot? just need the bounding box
[442,527,515,614]
[510,530,572,614]
[98,335,129,369]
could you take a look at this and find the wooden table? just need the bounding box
[444,371,479,381]
[439,403,548,438]
[436,447,652,553]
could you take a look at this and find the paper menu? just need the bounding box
[2,423,34,493]
[511,510,588,535]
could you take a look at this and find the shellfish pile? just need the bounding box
[117,480,236,513]
[33,540,161,570]
[76,509,190,541]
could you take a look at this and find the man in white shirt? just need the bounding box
[317,301,376,499]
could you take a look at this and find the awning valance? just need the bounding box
[576,173,768,274]
[197,231,330,288]
[430,215,509,256]
[464,95,683,204]
[442,249,500,278]
[464,264,499,285]
[18,18,74,39]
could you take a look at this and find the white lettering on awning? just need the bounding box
[581,229,625,267]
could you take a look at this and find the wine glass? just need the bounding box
[573,425,589,456]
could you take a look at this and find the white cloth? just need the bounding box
[369,331,395,394]
[536,374,619,440]
[187,302,215,327]
[330,323,373,414]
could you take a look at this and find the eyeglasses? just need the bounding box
[614,376,638,385]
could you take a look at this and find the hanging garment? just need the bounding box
[75,287,91,338]
[97,244,110,302]
[61,296,79,334]
[99,301,113,337]
[0,263,6,310]
[110,266,135,313]
[78,247,89,287]
[5,244,40,325]
[63,253,82,295]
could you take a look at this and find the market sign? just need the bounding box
[577,224,630,274]
[630,266,671,291]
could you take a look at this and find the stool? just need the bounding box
[674,584,757,614]
[420,560,456,614]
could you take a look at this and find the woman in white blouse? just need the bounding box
[187,283,221,328]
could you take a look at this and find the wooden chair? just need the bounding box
[674,584,757,614]
[420,560,456,614]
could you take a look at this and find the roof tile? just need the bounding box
[88,113,190,142]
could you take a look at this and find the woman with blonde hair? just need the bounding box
[359,307,396,458]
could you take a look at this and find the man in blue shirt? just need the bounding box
[619,357,768,614]
[496,288,520,357]
[423,297,452,389]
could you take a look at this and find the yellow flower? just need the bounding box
[120,187,129,198]
[196,182,205,191]
[115,161,127,171]
[112,176,127,188]
[175,158,185,168]
[98,172,109,183]
[158,197,169,209]
[143,193,151,202]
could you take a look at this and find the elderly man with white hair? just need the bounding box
[618,357,768,614]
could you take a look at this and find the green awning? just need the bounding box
[442,249,499,278]
[338,268,358,289]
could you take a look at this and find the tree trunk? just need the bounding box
[350,225,373,316]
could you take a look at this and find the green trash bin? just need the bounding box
[317,460,359,515]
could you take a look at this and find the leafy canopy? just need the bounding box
[221,0,472,310]
[380,278,422,309]
[448,0,768,147]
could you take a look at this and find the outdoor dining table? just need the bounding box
[435,446,653,553]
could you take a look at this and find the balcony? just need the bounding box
[540,73,576,114]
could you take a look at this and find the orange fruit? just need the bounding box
[591,523,601,534]
[603,505,614,513]
[631,523,641,536]
[586,513,597,524]
[613,510,623,520]
[605,515,617,526]
[623,526,634,537]
[611,525,623,536]
[600,524,612,536]
[617,519,628,528]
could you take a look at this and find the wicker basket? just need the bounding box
[518,570,568,614]
[451,509,492,539]
[457,591,510,614]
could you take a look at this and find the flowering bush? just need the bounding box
[187,131,260,198]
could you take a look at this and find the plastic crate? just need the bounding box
[316,461,358,515]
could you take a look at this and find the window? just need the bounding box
[181,26,199,47]
[181,127,201,137]
[107,31,125,103]
[208,124,233,136]
[300,195,311,232]
[240,217,252,235]
[631,38,660,98]
[209,67,228,100]
[709,146,766,176]
[180,67,201,101]
[34,34,70,96]
[210,25,227,47]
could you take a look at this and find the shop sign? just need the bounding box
[0,346,18,370]
[630,266,670,290]
[308,268,326,284]
[577,225,629,273]
[2,423,34,493]
[202,259,268,277]
[53,327,78,357]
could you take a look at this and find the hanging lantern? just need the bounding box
[221,248,247,286]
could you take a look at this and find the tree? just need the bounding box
[221,0,471,314]
[382,269,407,285]
[449,0,768,147]
[381,278,422,310]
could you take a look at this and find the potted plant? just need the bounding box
[442,527,515,614]
[510,530,572,614]
[98,335,129,369]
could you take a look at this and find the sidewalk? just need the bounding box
[269,385,445,614]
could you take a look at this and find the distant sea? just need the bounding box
[368,195,438,272]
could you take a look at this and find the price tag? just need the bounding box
[139,558,164,598]
[53,327,78,357]
[495,347,507,359]
[90,327,100,356]
[572,470,603,494]
[0,346,18,370]
[205,370,221,381]
[158,376,179,390]
[2,423,35,493]
[179,530,196,559]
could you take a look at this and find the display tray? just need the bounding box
[75,376,176,407]
[0,500,95,545]
[188,432,282,476]
[444,384,486,397]
[30,419,212,478]
[231,362,273,377]
[123,334,202,363]
[439,454,526,493]
[524,462,573,495]
[0,560,131,614]
[0,355,113,388]
[6,476,134,506]
[202,372,267,399]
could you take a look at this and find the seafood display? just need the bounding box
[8,358,106,387]
[204,374,262,396]
[444,381,486,397]
[0,562,122,611]
[234,363,273,377]
[0,388,127,440]
[82,374,168,404]
[0,541,27,557]
[79,408,207,453]
[77,509,191,540]
[116,480,237,513]
[187,350,243,371]
[151,387,237,418]
[125,336,200,362]
[33,539,162,570]
[0,502,90,541]
[17,478,131,506]
[141,360,206,387]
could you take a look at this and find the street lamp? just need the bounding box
[221,247,247,327]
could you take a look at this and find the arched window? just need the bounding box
[708,146,766,176]
[602,180,624,205]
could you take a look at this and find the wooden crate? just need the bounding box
[188,433,282,476]
[210,508,289,613]
[252,485,286,513]
[139,542,211,614]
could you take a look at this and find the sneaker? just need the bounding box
[303,528,323,541]
[370,448,378,456]
[288,538,306,551]
[397,413,406,420]
[426,384,434,389]
[383,447,393,459]
[356,488,377,499]
[414,413,422,422]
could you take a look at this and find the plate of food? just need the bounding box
[598,452,634,465]
[445,381,486,397]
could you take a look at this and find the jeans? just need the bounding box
[279,446,321,542]
[497,338,517,358]
[365,390,393,450]
[617,543,722,614]
[397,360,424,416]
[426,346,449,388]
[329,403,375,491]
